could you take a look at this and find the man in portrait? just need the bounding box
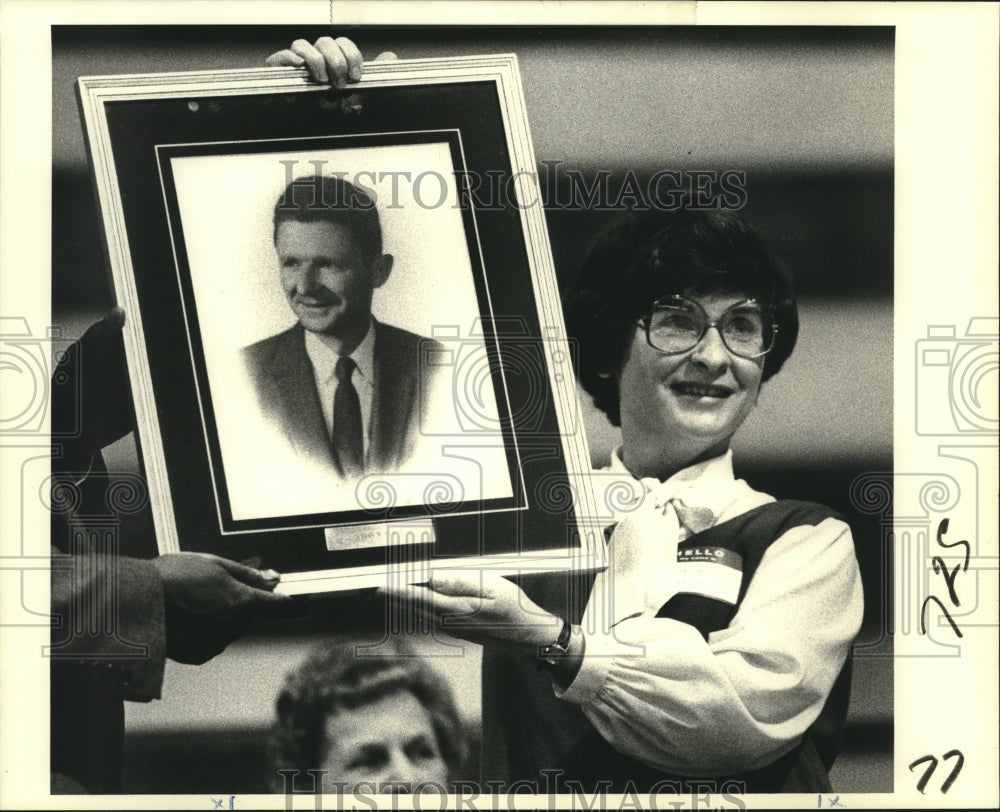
[241,174,445,482]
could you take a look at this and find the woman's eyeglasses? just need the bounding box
[638,295,778,359]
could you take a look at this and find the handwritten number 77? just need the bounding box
[909,750,964,794]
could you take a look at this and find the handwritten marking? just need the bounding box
[909,750,964,794]
[918,518,969,638]
[919,596,963,638]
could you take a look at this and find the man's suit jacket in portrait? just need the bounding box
[240,320,445,480]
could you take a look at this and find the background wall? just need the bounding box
[52,25,894,793]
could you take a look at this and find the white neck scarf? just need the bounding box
[586,448,749,629]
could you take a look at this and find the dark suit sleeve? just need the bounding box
[49,531,167,793]
[49,451,167,703]
[50,534,167,702]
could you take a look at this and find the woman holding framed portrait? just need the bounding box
[280,37,864,794]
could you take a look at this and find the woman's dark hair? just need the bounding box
[564,209,798,426]
[268,636,467,790]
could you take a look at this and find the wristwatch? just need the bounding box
[538,618,573,668]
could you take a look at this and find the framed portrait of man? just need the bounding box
[77,56,602,592]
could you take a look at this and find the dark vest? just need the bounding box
[481,500,854,794]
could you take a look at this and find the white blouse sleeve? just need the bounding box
[555,517,864,775]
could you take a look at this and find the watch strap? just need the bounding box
[537,618,573,668]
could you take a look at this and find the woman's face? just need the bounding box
[320,690,449,793]
[616,293,765,480]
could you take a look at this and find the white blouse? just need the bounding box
[555,449,864,776]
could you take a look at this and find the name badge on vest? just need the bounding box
[674,547,743,605]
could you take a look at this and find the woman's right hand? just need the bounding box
[265,36,397,87]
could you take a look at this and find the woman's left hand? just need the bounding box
[378,574,562,658]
